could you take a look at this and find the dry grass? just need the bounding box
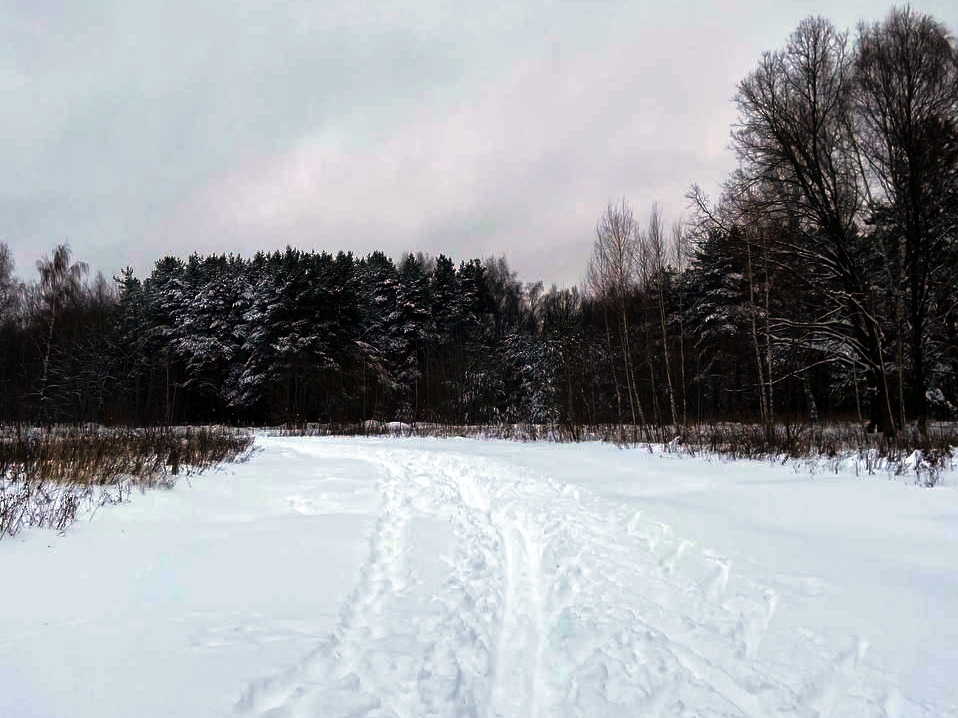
[1,426,254,538]
[266,419,956,486]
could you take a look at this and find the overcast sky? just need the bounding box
[2,0,956,287]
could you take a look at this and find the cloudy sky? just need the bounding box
[2,0,955,287]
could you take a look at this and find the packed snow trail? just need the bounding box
[234,442,915,718]
[3,436,954,717]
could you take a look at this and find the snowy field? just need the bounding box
[1,436,956,718]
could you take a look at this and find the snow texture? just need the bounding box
[1,436,956,717]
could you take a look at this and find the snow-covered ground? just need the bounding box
[1,436,956,717]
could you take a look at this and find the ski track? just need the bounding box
[234,443,934,718]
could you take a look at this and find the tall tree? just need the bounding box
[733,17,898,434]
[586,200,649,438]
[855,7,958,435]
[0,244,22,421]
[0,244,16,321]
[34,244,88,421]
[642,204,679,426]
[671,220,691,425]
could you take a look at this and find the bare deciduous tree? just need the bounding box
[734,16,898,434]
[855,7,958,436]
[586,200,648,439]
[35,244,88,420]
[671,220,690,424]
[0,244,17,322]
[642,204,679,426]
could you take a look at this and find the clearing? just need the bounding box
[1,436,956,717]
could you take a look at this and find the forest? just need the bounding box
[1,8,956,440]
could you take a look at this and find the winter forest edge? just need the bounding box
[1,8,957,442]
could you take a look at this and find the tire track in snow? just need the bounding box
[234,442,910,718]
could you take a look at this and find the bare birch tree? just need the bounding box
[0,243,17,322]
[642,204,679,426]
[35,244,88,420]
[671,220,691,425]
[586,200,649,439]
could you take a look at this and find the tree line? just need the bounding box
[1,7,955,437]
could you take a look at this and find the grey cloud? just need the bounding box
[2,0,956,286]
[151,28,743,286]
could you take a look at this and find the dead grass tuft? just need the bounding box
[1,426,253,538]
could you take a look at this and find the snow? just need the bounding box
[1,436,956,717]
